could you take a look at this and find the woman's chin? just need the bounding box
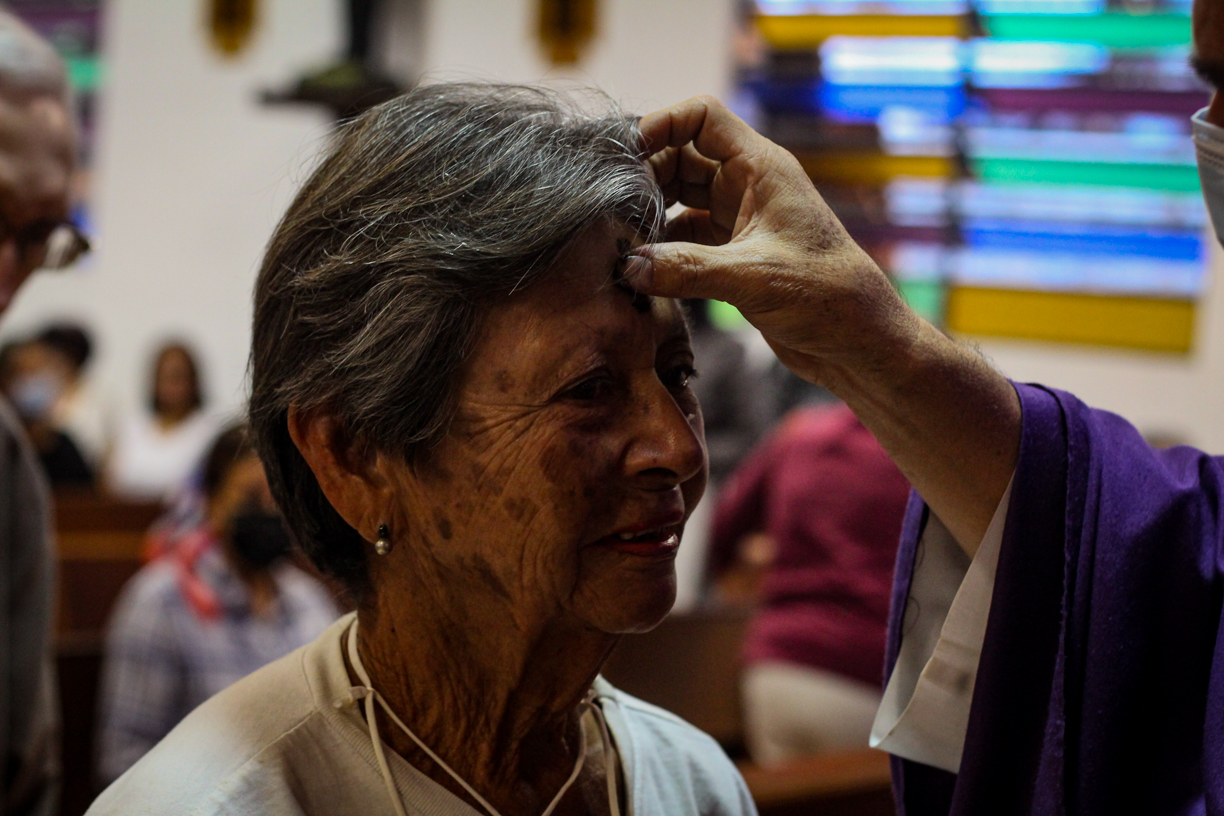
[573,566,677,634]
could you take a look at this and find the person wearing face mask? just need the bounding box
[0,339,93,488]
[95,424,338,785]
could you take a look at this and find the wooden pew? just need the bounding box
[53,492,163,816]
[738,749,894,816]
[54,491,161,633]
[601,606,750,749]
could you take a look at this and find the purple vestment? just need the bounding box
[886,383,1224,815]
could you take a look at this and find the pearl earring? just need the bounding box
[375,523,392,556]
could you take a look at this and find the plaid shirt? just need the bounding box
[97,544,338,783]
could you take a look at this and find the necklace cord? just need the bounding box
[345,620,609,816]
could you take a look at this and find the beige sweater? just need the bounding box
[87,613,757,816]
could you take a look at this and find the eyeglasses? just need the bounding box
[0,216,91,271]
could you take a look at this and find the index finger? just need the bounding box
[638,96,761,165]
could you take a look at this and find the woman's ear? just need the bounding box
[286,406,393,542]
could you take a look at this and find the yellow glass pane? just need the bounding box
[947,288,1195,353]
[797,152,955,185]
[756,14,965,47]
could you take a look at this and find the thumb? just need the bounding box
[623,242,742,302]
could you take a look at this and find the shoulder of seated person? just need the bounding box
[272,562,329,592]
[272,564,342,609]
[110,560,187,614]
[0,398,21,434]
[88,631,327,814]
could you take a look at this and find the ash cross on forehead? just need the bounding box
[612,237,652,314]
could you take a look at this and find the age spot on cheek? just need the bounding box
[539,439,574,488]
[502,495,537,523]
[493,369,515,394]
[467,553,513,604]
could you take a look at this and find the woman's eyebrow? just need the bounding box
[658,310,693,346]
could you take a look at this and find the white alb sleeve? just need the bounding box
[869,478,1013,773]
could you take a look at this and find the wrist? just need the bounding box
[820,277,929,399]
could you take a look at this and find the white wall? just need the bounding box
[415,0,735,112]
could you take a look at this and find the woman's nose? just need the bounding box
[623,378,706,489]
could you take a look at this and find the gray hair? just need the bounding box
[0,10,68,101]
[249,83,665,599]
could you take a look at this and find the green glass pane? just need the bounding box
[896,280,945,324]
[65,55,100,92]
[983,12,1191,48]
[972,158,1201,191]
[709,300,749,331]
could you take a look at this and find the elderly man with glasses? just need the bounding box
[0,11,88,816]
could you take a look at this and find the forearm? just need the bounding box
[825,317,1020,557]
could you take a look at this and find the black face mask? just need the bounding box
[229,510,293,569]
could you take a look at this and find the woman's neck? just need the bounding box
[353,583,618,816]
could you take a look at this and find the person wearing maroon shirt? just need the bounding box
[708,403,910,764]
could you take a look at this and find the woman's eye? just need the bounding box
[564,375,614,402]
[662,364,698,390]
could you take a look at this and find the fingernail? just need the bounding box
[622,251,654,290]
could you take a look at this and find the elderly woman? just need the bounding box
[88,84,754,816]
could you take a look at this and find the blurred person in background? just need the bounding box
[105,342,219,502]
[0,338,92,488]
[96,424,338,785]
[0,11,88,814]
[707,404,909,764]
[37,321,108,467]
[675,298,769,607]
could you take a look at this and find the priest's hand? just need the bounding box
[627,95,1020,557]
[625,96,916,390]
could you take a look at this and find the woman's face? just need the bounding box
[155,348,196,416]
[387,220,707,634]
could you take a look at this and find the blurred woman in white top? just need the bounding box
[106,342,219,502]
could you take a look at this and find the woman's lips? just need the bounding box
[599,527,681,557]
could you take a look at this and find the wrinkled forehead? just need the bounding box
[467,222,690,395]
[0,93,73,223]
